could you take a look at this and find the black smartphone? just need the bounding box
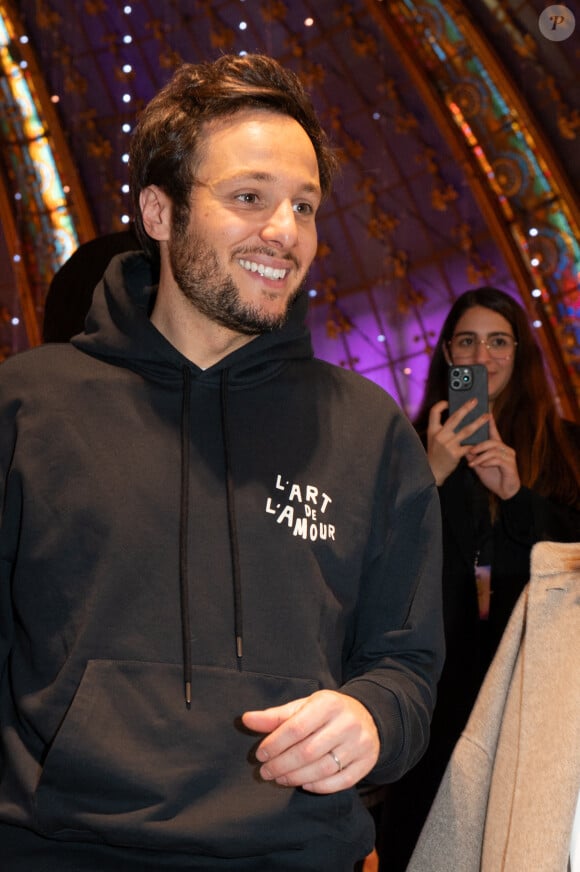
[447,364,489,445]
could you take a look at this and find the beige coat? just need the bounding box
[407,540,580,872]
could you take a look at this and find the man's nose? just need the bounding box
[259,201,298,249]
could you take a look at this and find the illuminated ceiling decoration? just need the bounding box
[0,1,577,418]
[365,0,580,417]
[0,1,94,349]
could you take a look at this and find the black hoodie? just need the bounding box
[0,252,444,869]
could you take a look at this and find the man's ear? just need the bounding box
[140,185,171,241]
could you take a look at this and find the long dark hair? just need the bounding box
[414,286,580,507]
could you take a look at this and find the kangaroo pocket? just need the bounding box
[33,660,357,857]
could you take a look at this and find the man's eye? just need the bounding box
[236,193,258,204]
[293,202,314,215]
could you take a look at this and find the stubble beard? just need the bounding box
[169,226,305,336]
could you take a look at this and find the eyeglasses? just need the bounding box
[448,332,518,361]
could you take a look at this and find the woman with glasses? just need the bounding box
[379,286,580,871]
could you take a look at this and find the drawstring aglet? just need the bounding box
[185,680,192,708]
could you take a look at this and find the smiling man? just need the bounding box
[0,55,444,871]
[143,108,321,365]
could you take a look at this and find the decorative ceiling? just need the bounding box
[0,0,578,418]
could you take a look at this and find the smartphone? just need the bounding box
[447,364,489,445]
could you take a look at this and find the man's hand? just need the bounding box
[242,689,380,794]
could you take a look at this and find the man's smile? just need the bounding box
[237,259,290,280]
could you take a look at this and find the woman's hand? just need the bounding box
[466,416,520,499]
[426,399,490,486]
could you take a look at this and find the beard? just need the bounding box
[168,223,305,336]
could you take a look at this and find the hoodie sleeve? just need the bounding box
[340,412,444,784]
[0,366,19,678]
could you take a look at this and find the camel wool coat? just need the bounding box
[407,539,580,872]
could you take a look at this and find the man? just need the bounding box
[0,54,443,871]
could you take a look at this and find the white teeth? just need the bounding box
[238,259,288,280]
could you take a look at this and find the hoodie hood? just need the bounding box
[72,250,314,385]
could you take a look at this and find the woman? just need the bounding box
[379,286,580,871]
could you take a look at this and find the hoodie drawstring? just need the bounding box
[178,366,244,707]
[179,366,193,707]
[220,369,244,669]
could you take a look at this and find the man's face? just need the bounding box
[168,108,322,335]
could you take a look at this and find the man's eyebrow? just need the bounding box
[216,171,321,195]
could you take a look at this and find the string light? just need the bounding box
[0,11,78,281]
[0,0,575,411]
